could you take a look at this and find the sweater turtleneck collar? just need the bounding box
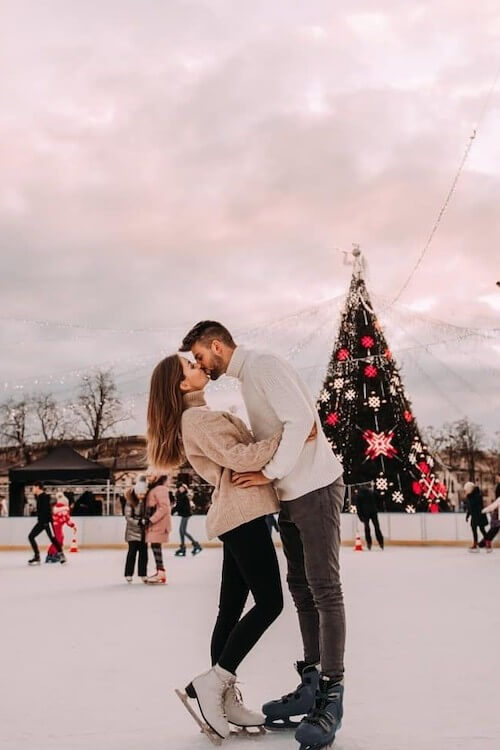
[182,390,207,410]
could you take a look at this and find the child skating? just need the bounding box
[123,479,148,582]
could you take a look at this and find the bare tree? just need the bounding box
[448,418,484,481]
[32,393,75,444]
[0,397,33,462]
[71,370,130,451]
[424,425,448,456]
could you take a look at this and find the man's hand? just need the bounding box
[306,423,318,442]
[231,471,273,488]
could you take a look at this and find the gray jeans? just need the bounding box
[278,477,345,682]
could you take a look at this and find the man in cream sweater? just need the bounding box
[180,321,345,748]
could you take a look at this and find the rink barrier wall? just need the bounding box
[0,513,491,549]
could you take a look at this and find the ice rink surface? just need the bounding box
[1,545,499,750]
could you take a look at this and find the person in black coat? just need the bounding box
[464,482,488,551]
[28,483,64,565]
[353,485,384,550]
[173,483,202,557]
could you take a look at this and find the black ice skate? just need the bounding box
[262,661,320,730]
[28,556,41,566]
[295,676,343,750]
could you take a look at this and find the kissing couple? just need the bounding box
[147,321,346,749]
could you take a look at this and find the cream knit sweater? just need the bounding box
[226,346,344,501]
[181,391,281,540]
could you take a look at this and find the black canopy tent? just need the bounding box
[8,445,111,516]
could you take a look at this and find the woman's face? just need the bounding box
[179,356,209,393]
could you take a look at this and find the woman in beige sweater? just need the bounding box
[147,354,284,741]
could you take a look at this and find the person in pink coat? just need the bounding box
[143,474,172,584]
[46,491,76,563]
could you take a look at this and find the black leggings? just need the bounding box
[363,514,384,549]
[471,519,488,545]
[125,541,148,577]
[151,543,164,571]
[211,516,283,675]
[179,517,196,546]
[28,522,62,557]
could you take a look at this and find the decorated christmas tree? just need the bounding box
[317,247,447,512]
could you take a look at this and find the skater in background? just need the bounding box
[479,481,500,552]
[123,480,148,583]
[180,320,345,750]
[28,483,65,565]
[464,481,488,552]
[143,474,171,585]
[173,483,202,557]
[353,484,384,550]
[147,354,288,742]
[46,491,76,563]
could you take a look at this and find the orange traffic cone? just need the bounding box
[69,529,79,553]
[354,532,363,551]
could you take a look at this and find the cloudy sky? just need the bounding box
[1,0,499,437]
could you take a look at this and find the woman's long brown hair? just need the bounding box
[147,355,185,471]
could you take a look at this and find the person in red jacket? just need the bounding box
[46,491,76,563]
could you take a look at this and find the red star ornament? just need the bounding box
[326,412,339,426]
[337,348,350,361]
[417,461,430,475]
[420,476,446,500]
[362,429,398,460]
[364,364,378,378]
[404,410,413,423]
[361,335,374,348]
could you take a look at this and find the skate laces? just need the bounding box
[227,681,244,706]
[303,690,340,731]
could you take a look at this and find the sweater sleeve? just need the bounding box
[186,411,281,473]
[482,497,500,514]
[253,356,315,481]
[148,487,172,531]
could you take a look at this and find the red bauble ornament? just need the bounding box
[337,348,350,361]
[404,410,413,423]
[418,461,430,475]
[412,481,423,495]
[326,412,339,426]
[361,335,374,348]
[384,349,392,359]
[364,364,378,378]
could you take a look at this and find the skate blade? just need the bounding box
[175,689,223,746]
[230,725,267,739]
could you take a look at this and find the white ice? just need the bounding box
[1,546,499,750]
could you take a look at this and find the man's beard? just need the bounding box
[208,354,225,380]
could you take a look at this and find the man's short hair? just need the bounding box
[33,482,44,490]
[180,321,235,352]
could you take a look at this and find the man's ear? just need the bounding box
[211,339,222,355]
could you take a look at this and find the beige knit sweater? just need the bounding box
[181,391,281,540]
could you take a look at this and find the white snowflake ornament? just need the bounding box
[368,395,381,410]
[333,378,344,390]
[405,505,416,514]
[375,477,388,491]
[345,389,356,401]
[392,491,404,504]
[319,389,330,403]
